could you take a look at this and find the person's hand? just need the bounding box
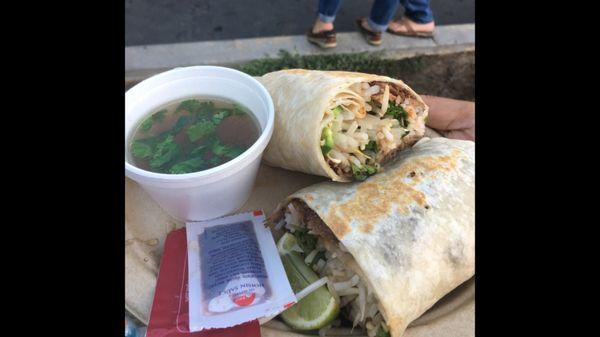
[421,95,475,141]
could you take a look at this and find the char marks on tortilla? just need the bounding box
[323,150,460,239]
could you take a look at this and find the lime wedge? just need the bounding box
[279,252,340,330]
[277,232,298,254]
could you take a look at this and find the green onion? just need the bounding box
[321,127,334,155]
[332,106,343,117]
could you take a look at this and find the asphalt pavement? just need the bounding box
[125,0,474,46]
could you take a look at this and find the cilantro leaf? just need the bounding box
[294,229,317,253]
[168,157,204,174]
[153,109,167,123]
[140,117,153,132]
[190,145,209,157]
[186,120,216,142]
[376,327,391,337]
[212,110,231,124]
[172,115,192,134]
[211,140,231,156]
[175,100,217,122]
[131,141,153,159]
[139,109,170,134]
[365,140,378,153]
[232,103,246,116]
[365,164,377,175]
[208,157,221,166]
[209,139,246,159]
[149,135,180,168]
[351,164,368,181]
[195,102,216,120]
[385,101,409,128]
[175,99,201,114]
[224,145,246,158]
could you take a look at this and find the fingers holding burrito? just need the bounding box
[421,95,475,141]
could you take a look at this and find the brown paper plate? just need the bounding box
[125,128,474,336]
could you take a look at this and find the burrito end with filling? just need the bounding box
[259,69,429,182]
[268,137,475,337]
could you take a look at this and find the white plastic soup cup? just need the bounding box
[125,66,274,221]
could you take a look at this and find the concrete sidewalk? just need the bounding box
[126,23,474,82]
[126,0,474,46]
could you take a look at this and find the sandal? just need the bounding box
[307,29,337,49]
[386,18,434,38]
[355,18,382,46]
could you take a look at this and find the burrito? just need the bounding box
[258,69,429,182]
[268,137,475,337]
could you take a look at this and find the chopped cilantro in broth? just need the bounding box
[129,97,260,174]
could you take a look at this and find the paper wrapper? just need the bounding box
[125,128,474,337]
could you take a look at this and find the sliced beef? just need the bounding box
[369,81,408,104]
[290,199,339,243]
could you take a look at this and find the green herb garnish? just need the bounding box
[212,110,231,124]
[186,120,216,142]
[223,146,246,158]
[140,118,154,132]
[131,141,153,159]
[168,157,204,174]
[321,127,334,155]
[176,100,216,121]
[351,163,378,181]
[293,229,317,253]
[149,135,180,169]
[140,109,168,132]
[210,137,247,158]
[195,102,216,120]
[376,327,391,337]
[175,99,202,114]
[385,101,409,128]
[153,109,167,123]
[211,141,231,156]
[365,140,378,153]
[190,145,209,157]
[172,115,192,134]
[130,99,257,175]
[208,157,221,166]
[232,103,246,116]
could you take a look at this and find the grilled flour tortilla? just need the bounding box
[258,69,428,182]
[269,137,475,337]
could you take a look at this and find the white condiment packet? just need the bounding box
[186,210,296,332]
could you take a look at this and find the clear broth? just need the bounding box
[129,97,260,174]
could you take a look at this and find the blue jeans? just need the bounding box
[318,0,434,32]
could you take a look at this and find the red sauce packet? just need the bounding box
[146,228,261,337]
